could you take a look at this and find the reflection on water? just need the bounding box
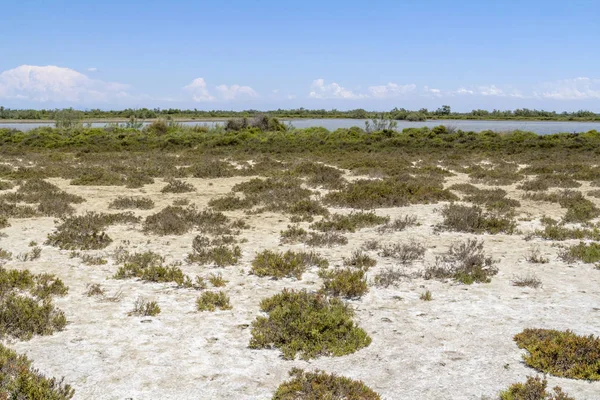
[1,118,599,135]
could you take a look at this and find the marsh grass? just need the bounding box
[273,368,381,400]
[249,289,371,360]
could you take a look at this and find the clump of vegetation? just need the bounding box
[143,206,234,236]
[70,167,124,186]
[511,274,542,289]
[291,161,346,189]
[534,217,600,241]
[324,178,456,209]
[499,375,574,400]
[160,179,195,193]
[280,225,309,244]
[251,250,327,279]
[208,273,227,287]
[379,241,426,264]
[310,212,389,233]
[437,203,516,234]
[305,231,349,247]
[526,247,549,264]
[558,190,599,223]
[46,212,139,250]
[344,250,376,270]
[85,283,105,297]
[420,290,432,301]
[467,164,523,186]
[0,267,68,340]
[559,242,600,264]
[377,214,418,233]
[373,267,414,287]
[513,328,600,380]
[0,343,75,399]
[16,246,42,261]
[462,187,521,213]
[186,235,242,267]
[0,181,14,191]
[196,291,232,312]
[128,298,161,316]
[113,250,199,288]
[319,268,368,299]
[108,196,155,210]
[272,368,381,400]
[249,289,371,360]
[424,239,498,284]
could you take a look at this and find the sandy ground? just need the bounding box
[1,174,599,399]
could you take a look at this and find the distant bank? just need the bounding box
[1,118,599,135]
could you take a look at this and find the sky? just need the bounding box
[0,0,599,112]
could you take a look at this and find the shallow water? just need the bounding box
[1,118,599,134]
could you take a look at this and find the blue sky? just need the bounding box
[1,0,599,111]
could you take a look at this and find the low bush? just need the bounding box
[208,273,228,287]
[160,179,195,193]
[251,250,327,279]
[526,248,549,264]
[128,298,161,316]
[511,274,542,288]
[113,250,199,288]
[280,225,309,244]
[424,239,498,284]
[319,268,368,298]
[377,215,418,233]
[187,235,242,267]
[420,290,432,301]
[143,206,233,236]
[514,328,600,380]
[249,289,371,360]
[305,231,349,247]
[467,164,523,186]
[196,291,232,311]
[344,250,376,270]
[46,212,139,250]
[437,203,516,234]
[0,343,74,399]
[310,212,389,233]
[324,178,457,209]
[272,368,381,400]
[559,242,600,264]
[499,375,574,400]
[108,196,155,210]
[373,267,414,287]
[558,190,599,223]
[379,241,426,264]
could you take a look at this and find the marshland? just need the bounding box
[0,114,599,399]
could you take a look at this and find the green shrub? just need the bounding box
[377,214,418,233]
[559,242,600,263]
[499,375,574,400]
[272,368,380,400]
[128,298,161,316]
[251,250,326,279]
[324,178,456,209]
[558,191,599,223]
[0,343,74,399]
[0,181,13,191]
[70,167,124,186]
[143,206,232,236]
[514,328,600,380]
[208,273,228,287]
[310,211,389,233]
[46,212,139,250]
[379,241,426,264]
[344,250,376,270]
[108,196,155,210]
[305,231,349,247]
[196,291,232,312]
[420,290,432,301]
[280,225,309,244]
[161,179,195,193]
[320,268,368,298]
[438,204,516,234]
[424,239,498,284]
[0,294,67,340]
[249,289,371,360]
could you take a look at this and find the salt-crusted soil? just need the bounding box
[1,175,599,399]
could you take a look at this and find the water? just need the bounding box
[1,119,599,135]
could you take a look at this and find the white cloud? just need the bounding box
[539,77,600,100]
[215,84,258,100]
[0,65,129,103]
[423,86,443,97]
[455,87,474,95]
[478,85,504,96]
[87,67,98,72]
[309,79,363,99]
[368,83,416,98]
[184,78,215,102]
[184,78,258,102]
